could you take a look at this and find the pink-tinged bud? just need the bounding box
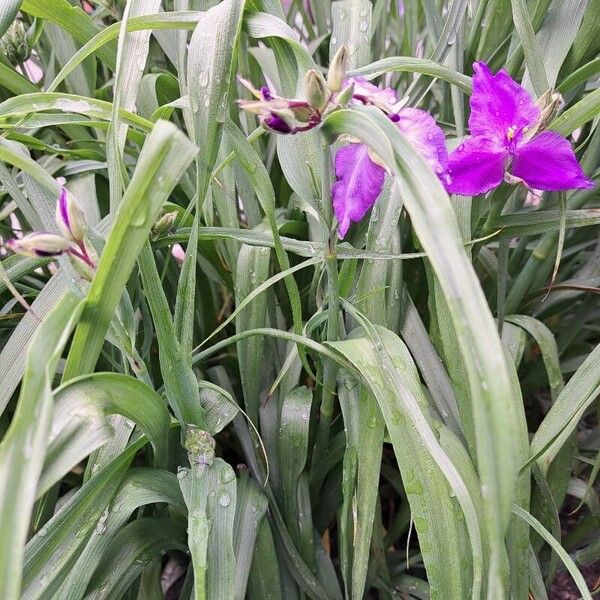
[56,188,86,242]
[5,232,72,258]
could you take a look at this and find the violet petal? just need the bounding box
[347,77,401,112]
[446,136,508,196]
[395,107,450,186]
[469,61,540,144]
[332,143,386,239]
[263,114,292,134]
[58,188,70,234]
[512,131,595,191]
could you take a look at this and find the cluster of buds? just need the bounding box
[5,188,97,280]
[0,21,30,66]
[184,426,216,469]
[238,46,353,135]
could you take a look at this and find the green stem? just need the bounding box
[311,141,340,494]
[482,182,515,235]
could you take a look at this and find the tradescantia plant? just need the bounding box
[1,0,600,599]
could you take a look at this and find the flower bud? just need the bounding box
[184,426,216,468]
[5,232,71,258]
[151,211,178,239]
[0,21,30,66]
[261,112,294,134]
[327,45,348,92]
[68,249,95,281]
[56,188,86,242]
[536,90,563,132]
[304,69,328,110]
[336,80,355,107]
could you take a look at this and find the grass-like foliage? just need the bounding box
[1,1,600,598]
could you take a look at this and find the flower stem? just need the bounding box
[482,182,515,235]
[311,140,340,496]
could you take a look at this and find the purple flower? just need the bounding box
[446,61,594,196]
[332,79,450,238]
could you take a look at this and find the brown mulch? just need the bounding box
[549,559,600,599]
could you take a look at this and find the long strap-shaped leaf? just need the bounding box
[322,105,527,593]
[0,292,82,600]
[63,119,196,380]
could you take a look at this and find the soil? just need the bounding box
[549,560,600,599]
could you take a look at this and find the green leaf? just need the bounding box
[84,517,188,599]
[349,57,472,93]
[233,470,269,600]
[180,459,237,600]
[512,504,593,600]
[329,325,481,600]
[20,0,117,67]
[505,315,564,401]
[39,372,172,497]
[63,120,196,379]
[0,292,81,600]
[55,468,186,599]
[510,0,549,96]
[530,342,600,471]
[22,437,148,598]
[0,0,22,39]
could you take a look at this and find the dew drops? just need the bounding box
[427,132,434,141]
[359,20,369,32]
[95,508,109,535]
[177,468,189,480]
[219,493,231,507]
[220,468,236,484]
[198,70,210,88]
[458,144,465,152]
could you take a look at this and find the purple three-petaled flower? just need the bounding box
[446,61,594,196]
[332,78,450,239]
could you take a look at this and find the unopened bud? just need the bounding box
[0,21,30,66]
[327,45,348,92]
[6,232,71,258]
[152,211,178,238]
[66,239,97,281]
[336,80,355,107]
[261,112,294,134]
[304,69,328,110]
[184,426,216,468]
[536,90,563,132]
[56,188,86,242]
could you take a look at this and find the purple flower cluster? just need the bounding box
[239,60,593,239]
[335,63,594,238]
